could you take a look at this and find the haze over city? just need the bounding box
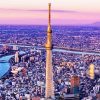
[0,0,100,25]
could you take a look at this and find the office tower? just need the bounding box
[70,76,80,94]
[13,45,18,50]
[89,64,94,79]
[15,51,19,63]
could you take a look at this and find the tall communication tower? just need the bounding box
[45,3,54,99]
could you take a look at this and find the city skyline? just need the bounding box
[0,0,100,25]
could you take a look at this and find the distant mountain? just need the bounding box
[91,22,100,26]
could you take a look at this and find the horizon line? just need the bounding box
[0,23,99,26]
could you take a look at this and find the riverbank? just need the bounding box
[0,51,25,78]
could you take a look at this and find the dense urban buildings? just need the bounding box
[0,25,100,52]
[0,47,100,100]
[0,24,100,99]
[0,2,100,100]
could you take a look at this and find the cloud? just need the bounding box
[0,8,78,13]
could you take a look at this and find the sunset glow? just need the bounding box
[0,0,100,25]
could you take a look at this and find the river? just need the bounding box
[0,51,25,78]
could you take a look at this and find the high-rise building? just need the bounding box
[15,51,19,63]
[45,3,54,99]
[13,45,18,50]
[70,76,80,94]
[88,64,95,79]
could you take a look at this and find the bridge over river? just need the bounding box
[0,43,100,56]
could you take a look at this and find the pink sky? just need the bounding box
[0,0,100,25]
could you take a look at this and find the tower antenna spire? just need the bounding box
[48,3,51,26]
[47,3,52,34]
